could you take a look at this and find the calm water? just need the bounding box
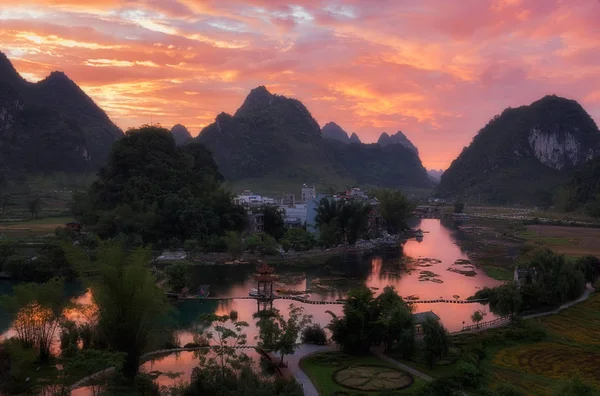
[1,219,503,389]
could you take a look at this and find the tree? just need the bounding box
[281,228,315,252]
[0,278,65,363]
[453,202,465,214]
[256,304,312,365]
[164,263,191,293]
[90,243,170,378]
[422,317,449,368]
[198,311,249,379]
[339,200,371,245]
[328,287,380,354]
[225,231,243,259]
[27,197,41,219]
[375,190,414,233]
[375,286,415,356]
[301,324,327,345]
[470,310,486,328]
[261,205,286,241]
[576,256,600,284]
[0,240,14,272]
[74,125,247,247]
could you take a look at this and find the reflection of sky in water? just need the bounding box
[4,219,505,394]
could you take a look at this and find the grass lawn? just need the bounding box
[300,351,427,395]
[480,265,513,281]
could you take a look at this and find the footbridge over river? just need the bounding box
[174,295,489,305]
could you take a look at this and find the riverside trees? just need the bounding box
[327,286,415,355]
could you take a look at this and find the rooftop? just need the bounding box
[412,310,441,324]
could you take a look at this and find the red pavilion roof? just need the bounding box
[256,262,275,274]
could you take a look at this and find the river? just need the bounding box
[1,218,503,390]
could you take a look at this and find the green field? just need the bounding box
[300,351,427,395]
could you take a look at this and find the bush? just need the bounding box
[454,361,480,388]
[301,325,327,345]
[245,233,279,256]
[281,228,316,252]
[417,377,462,396]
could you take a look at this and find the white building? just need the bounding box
[279,203,308,225]
[301,184,316,204]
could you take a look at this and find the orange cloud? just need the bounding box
[1,0,599,170]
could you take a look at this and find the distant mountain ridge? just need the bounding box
[0,52,122,173]
[427,169,444,181]
[378,131,418,154]
[321,122,362,144]
[436,95,600,205]
[197,86,431,190]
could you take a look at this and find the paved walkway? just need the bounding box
[456,284,595,335]
[283,344,336,396]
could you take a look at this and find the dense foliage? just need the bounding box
[560,157,600,216]
[473,249,588,315]
[375,189,414,233]
[315,197,371,246]
[327,286,415,355]
[87,244,170,378]
[437,95,600,205]
[73,125,247,246]
[197,86,431,189]
[281,228,316,252]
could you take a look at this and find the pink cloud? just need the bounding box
[1,0,599,170]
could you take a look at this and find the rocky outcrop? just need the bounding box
[322,122,351,143]
[527,127,595,170]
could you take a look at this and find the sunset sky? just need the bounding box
[1,0,599,169]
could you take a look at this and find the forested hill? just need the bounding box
[0,52,122,174]
[436,95,600,205]
[196,86,431,190]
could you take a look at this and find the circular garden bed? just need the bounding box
[333,365,414,391]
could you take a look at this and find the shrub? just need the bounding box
[301,324,327,345]
[454,361,480,388]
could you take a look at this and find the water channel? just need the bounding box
[0,218,504,390]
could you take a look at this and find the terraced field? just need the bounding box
[484,293,600,394]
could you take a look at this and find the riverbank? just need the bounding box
[172,234,403,267]
[451,218,525,281]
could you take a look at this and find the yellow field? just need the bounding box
[485,293,600,394]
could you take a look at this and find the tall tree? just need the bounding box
[256,304,312,365]
[27,197,41,219]
[90,243,170,378]
[261,205,286,241]
[375,190,414,233]
[375,286,415,355]
[0,278,65,363]
[422,317,449,368]
[327,287,380,354]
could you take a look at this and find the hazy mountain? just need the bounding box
[0,52,122,173]
[197,86,431,189]
[350,132,361,143]
[170,124,192,145]
[436,95,600,205]
[322,122,350,143]
[378,131,419,154]
[427,169,444,181]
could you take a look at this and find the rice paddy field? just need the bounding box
[520,225,600,257]
[481,292,600,394]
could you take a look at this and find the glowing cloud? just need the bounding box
[1,0,599,169]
